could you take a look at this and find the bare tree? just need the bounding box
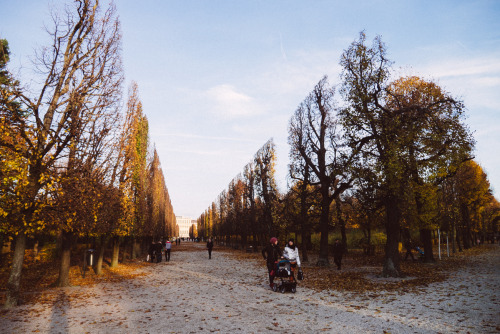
[288,76,355,266]
[1,0,123,306]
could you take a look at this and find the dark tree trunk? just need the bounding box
[33,240,40,263]
[420,229,435,263]
[301,229,309,263]
[4,233,27,308]
[456,226,463,252]
[317,190,331,267]
[57,230,73,287]
[132,237,140,259]
[0,233,5,266]
[110,236,120,267]
[451,222,457,253]
[95,236,106,275]
[336,200,348,254]
[382,195,402,277]
[461,203,471,249]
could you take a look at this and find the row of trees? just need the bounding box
[0,0,176,308]
[197,139,280,249]
[197,32,499,277]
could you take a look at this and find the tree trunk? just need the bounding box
[317,192,331,267]
[4,233,27,308]
[420,228,435,263]
[57,230,73,287]
[336,200,348,254]
[461,203,471,249]
[382,195,402,277]
[95,236,106,275]
[33,240,40,263]
[131,237,140,259]
[456,225,463,252]
[110,236,120,267]
[451,221,456,254]
[0,233,4,266]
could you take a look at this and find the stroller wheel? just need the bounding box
[291,286,296,293]
[280,285,286,293]
[272,284,278,292]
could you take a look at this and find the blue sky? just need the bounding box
[1,0,499,218]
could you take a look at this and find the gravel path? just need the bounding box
[0,243,499,334]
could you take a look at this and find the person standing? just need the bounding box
[262,237,282,289]
[206,238,214,259]
[165,239,172,262]
[283,238,301,272]
[148,241,155,262]
[332,239,344,270]
[404,238,415,261]
[155,241,163,263]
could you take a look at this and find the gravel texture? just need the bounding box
[0,242,498,334]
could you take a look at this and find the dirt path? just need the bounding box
[1,243,499,333]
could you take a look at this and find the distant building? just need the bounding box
[176,216,194,238]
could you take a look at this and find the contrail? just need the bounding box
[280,32,288,62]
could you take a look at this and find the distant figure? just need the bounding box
[207,238,214,259]
[165,240,172,262]
[262,237,282,289]
[332,239,344,270]
[404,239,416,261]
[155,241,163,263]
[148,241,155,262]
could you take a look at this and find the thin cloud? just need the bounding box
[205,84,264,118]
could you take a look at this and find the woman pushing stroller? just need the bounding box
[262,237,282,289]
[263,237,302,292]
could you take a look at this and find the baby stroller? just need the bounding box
[272,259,297,293]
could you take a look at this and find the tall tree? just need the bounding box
[385,76,474,262]
[0,0,123,306]
[254,139,279,238]
[288,77,354,266]
[340,33,474,275]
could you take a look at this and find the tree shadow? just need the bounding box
[48,291,70,334]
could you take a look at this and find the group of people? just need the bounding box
[262,237,345,288]
[147,237,215,263]
[262,237,302,289]
[148,239,172,263]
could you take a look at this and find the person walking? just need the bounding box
[165,239,172,262]
[262,237,282,289]
[206,238,214,259]
[332,239,344,270]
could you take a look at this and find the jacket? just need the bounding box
[262,244,282,265]
[283,245,301,266]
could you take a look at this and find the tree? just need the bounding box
[339,33,474,275]
[254,139,279,238]
[288,76,354,266]
[385,76,474,262]
[1,0,123,306]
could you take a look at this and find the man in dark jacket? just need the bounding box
[333,239,344,270]
[262,237,282,288]
[206,238,214,259]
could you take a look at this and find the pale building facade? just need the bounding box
[176,216,193,238]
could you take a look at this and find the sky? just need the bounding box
[1,0,499,219]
